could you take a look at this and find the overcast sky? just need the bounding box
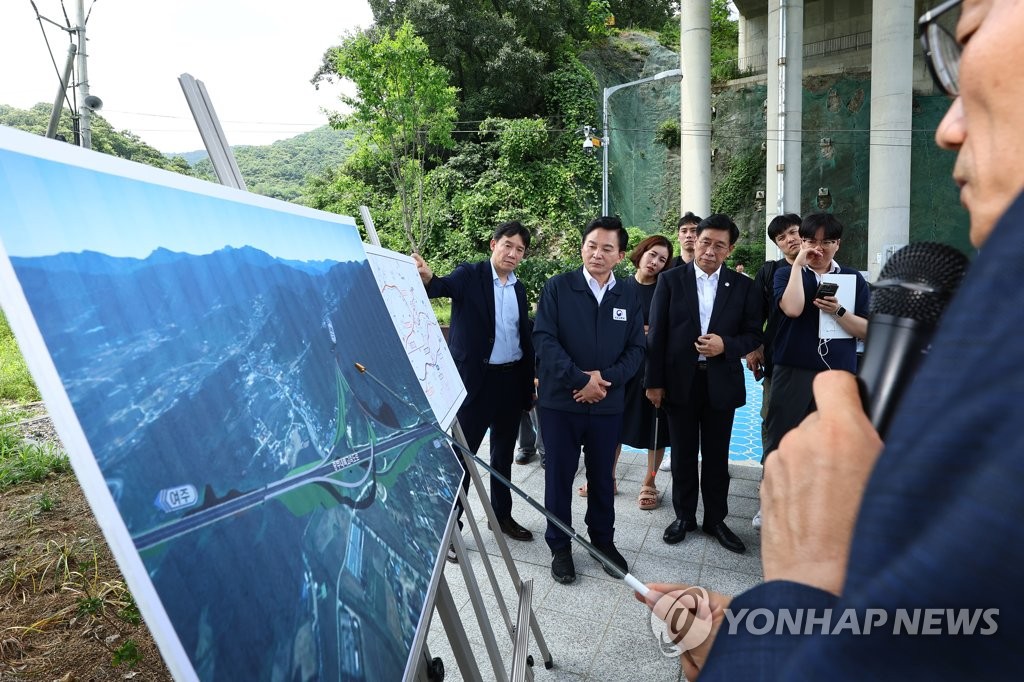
[1,0,374,153]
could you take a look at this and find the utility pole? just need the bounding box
[46,43,76,139]
[75,0,93,149]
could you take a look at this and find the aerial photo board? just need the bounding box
[0,126,464,681]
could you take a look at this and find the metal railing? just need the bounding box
[725,29,874,79]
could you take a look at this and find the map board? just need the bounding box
[363,245,466,430]
[0,126,463,681]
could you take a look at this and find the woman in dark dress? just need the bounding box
[578,235,673,509]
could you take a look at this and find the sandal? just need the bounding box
[638,485,659,511]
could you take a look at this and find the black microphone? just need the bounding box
[858,242,969,437]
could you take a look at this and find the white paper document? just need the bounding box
[818,273,857,339]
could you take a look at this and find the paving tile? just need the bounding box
[730,476,760,499]
[533,607,604,676]
[597,623,686,682]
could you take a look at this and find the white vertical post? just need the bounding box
[680,0,712,217]
[765,0,803,258]
[867,0,914,279]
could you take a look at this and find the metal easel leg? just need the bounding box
[451,420,554,671]
[435,551,483,681]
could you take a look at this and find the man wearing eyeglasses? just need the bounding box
[646,214,762,554]
[641,1,1024,678]
[762,212,870,464]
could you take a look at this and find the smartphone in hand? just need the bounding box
[815,281,839,299]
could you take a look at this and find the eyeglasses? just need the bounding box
[919,0,962,97]
[697,239,729,253]
[801,238,838,248]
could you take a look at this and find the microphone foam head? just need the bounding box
[870,242,969,325]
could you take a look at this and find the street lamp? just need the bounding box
[602,68,683,216]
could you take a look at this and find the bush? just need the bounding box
[0,311,40,403]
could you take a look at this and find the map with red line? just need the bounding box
[363,244,466,429]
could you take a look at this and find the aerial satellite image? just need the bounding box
[0,128,464,680]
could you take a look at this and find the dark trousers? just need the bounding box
[666,367,735,526]
[455,362,527,521]
[516,409,544,455]
[538,406,622,552]
[762,364,818,460]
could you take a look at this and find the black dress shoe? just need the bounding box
[514,450,536,464]
[590,542,628,576]
[663,518,698,545]
[551,547,576,584]
[703,521,746,554]
[496,517,534,541]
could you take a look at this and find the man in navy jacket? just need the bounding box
[414,221,536,549]
[642,1,1024,678]
[534,216,645,584]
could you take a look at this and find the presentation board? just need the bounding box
[363,244,466,430]
[0,126,463,681]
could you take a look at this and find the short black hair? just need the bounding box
[493,221,531,249]
[678,212,702,228]
[800,213,843,240]
[697,213,740,245]
[767,213,802,241]
[583,216,629,252]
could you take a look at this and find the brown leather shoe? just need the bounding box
[497,517,534,541]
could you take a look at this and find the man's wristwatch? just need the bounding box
[835,306,847,318]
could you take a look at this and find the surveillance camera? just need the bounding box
[582,137,594,150]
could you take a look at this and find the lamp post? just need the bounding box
[602,68,683,216]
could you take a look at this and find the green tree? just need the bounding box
[607,0,677,30]
[711,0,740,82]
[315,21,458,253]
[369,0,589,120]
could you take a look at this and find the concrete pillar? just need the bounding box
[867,0,914,279]
[680,0,711,217]
[765,0,803,260]
[738,15,748,71]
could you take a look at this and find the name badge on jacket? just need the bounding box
[613,308,627,322]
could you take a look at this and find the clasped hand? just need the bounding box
[695,333,723,357]
[573,370,610,403]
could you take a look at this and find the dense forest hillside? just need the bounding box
[186,126,353,202]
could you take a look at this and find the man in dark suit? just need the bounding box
[645,214,762,554]
[413,221,535,550]
[642,2,1024,677]
[534,216,645,584]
